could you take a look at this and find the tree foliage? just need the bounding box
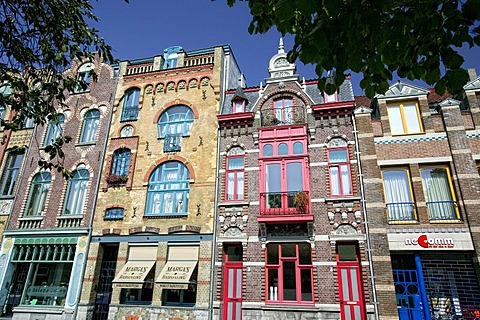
[0,0,114,177]
[227,0,480,97]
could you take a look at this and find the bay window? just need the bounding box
[266,243,313,304]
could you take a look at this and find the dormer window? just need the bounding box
[163,46,183,69]
[387,100,423,135]
[75,62,94,93]
[233,99,245,113]
[324,92,338,103]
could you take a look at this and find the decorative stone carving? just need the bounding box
[327,207,362,233]
[178,81,186,90]
[274,58,289,67]
[224,227,243,237]
[189,79,197,88]
[145,85,153,94]
[327,137,347,147]
[0,199,13,215]
[156,83,164,93]
[167,82,175,91]
[218,210,248,235]
[335,224,357,235]
[201,77,209,87]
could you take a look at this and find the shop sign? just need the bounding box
[405,235,454,248]
[26,286,67,297]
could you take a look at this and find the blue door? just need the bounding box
[393,269,424,320]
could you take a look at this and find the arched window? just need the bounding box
[111,148,131,177]
[25,171,51,216]
[158,105,194,138]
[274,97,293,124]
[121,88,140,121]
[44,114,65,146]
[0,150,24,196]
[75,62,94,93]
[63,167,89,215]
[145,161,190,216]
[226,147,245,201]
[79,109,100,143]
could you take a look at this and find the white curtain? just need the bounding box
[227,173,235,200]
[421,168,455,219]
[340,165,352,195]
[330,167,340,195]
[383,170,414,221]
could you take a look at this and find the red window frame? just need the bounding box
[265,243,314,304]
[225,155,245,201]
[327,146,353,196]
[336,243,366,320]
[232,99,245,113]
[223,245,243,320]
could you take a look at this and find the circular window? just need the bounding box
[120,125,133,137]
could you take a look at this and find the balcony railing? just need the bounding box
[260,106,306,127]
[427,200,458,220]
[121,108,138,122]
[260,191,310,216]
[164,134,182,152]
[386,202,416,222]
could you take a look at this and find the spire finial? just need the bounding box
[278,37,285,54]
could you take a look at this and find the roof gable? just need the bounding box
[376,81,430,100]
[463,76,480,91]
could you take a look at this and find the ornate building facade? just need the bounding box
[213,40,375,319]
[0,56,116,319]
[77,45,242,320]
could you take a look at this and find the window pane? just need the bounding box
[329,149,348,162]
[237,172,244,200]
[300,269,313,301]
[340,164,352,194]
[265,164,281,193]
[267,244,278,264]
[268,269,278,300]
[228,269,234,298]
[235,269,242,298]
[387,105,405,134]
[421,167,456,219]
[298,243,311,264]
[403,103,421,133]
[341,268,350,300]
[383,170,414,221]
[278,143,288,155]
[263,144,273,156]
[293,142,304,154]
[227,246,243,262]
[281,244,296,257]
[282,261,296,301]
[286,162,303,192]
[350,269,359,300]
[330,167,340,195]
[228,158,244,170]
[338,244,357,261]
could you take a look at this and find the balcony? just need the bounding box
[260,106,306,127]
[164,134,182,152]
[386,202,417,223]
[426,200,459,221]
[259,191,313,222]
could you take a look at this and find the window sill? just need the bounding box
[57,214,83,220]
[429,219,463,224]
[388,220,419,225]
[262,303,316,310]
[18,216,43,221]
[75,142,96,147]
[120,119,138,123]
[324,196,361,202]
[72,90,91,95]
[0,195,15,200]
[390,132,425,136]
[14,305,64,313]
[144,214,188,219]
[218,201,249,207]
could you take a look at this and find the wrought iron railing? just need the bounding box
[427,200,458,220]
[164,134,182,152]
[386,202,416,222]
[260,191,310,216]
[260,106,306,127]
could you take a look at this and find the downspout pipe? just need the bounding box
[352,111,380,320]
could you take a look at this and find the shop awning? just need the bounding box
[112,260,156,288]
[112,246,157,289]
[156,246,198,289]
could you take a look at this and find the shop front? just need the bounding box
[0,235,88,320]
[388,231,480,320]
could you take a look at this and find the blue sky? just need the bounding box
[92,0,480,95]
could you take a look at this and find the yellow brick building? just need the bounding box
[77,45,242,320]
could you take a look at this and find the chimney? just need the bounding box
[468,68,477,81]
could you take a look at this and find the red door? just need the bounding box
[223,245,243,320]
[337,244,366,320]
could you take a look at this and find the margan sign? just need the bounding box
[404,234,454,248]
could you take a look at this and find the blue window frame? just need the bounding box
[0,105,5,123]
[111,148,131,177]
[44,114,65,146]
[80,109,100,143]
[0,151,24,197]
[158,105,194,139]
[121,88,140,121]
[25,171,51,216]
[105,207,124,220]
[145,161,189,216]
[63,167,89,215]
